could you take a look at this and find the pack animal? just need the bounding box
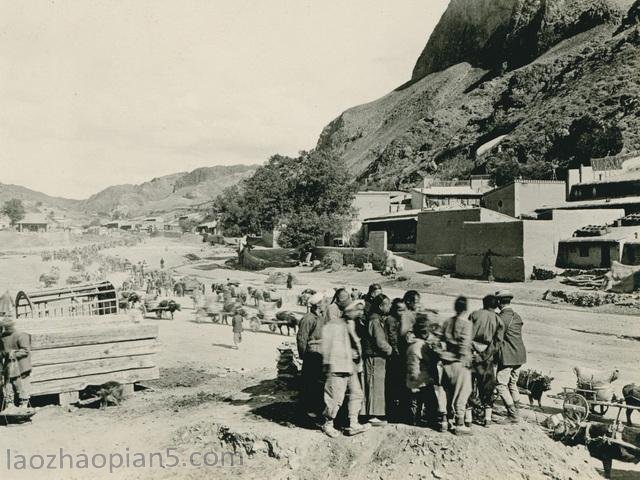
[623,383,640,426]
[274,311,300,336]
[517,369,553,408]
[555,421,640,479]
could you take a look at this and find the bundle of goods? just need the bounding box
[276,342,301,383]
[574,366,619,401]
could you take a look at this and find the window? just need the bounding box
[579,246,590,257]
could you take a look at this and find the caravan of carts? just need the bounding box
[194,286,302,335]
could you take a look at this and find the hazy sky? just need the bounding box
[0,0,448,199]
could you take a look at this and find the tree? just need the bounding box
[178,218,199,233]
[552,115,623,168]
[277,210,351,253]
[213,149,356,249]
[486,155,522,187]
[2,199,26,226]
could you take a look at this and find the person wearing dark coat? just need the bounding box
[362,294,393,426]
[0,317,34,413]
[495,290,527,421]
[296,294,327,418]
[384,298,406,420]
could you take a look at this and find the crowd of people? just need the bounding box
[296,284,527,437]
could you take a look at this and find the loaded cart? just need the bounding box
[563,367,619,417]
[560,395,640,479]
[246,301,299,335]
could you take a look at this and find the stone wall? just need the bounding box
[416,209,482,255]
[461,221,524,256]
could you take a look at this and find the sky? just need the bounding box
[0,0,449,199]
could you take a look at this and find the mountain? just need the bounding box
[316,0,640,188]
[0,183,80,210]
[0,165,258,219]
[79,165,258,216]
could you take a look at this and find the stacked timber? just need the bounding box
[276,341,301,382]
[16,315,159,403]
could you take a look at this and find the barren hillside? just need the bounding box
[316,0,640,188]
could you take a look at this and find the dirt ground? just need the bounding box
[1,236,640,480]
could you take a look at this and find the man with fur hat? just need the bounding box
[296,292,327,419]
[0,313,34,414]
[320,290,368,437]
[495,290,526,422]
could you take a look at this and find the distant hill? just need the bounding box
[0,164,258,220]
[78,165,258,216]
[0,183,80,210]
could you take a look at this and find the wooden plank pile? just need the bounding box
[16,315,160,405]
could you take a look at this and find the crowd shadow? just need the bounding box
[234,379,319,430]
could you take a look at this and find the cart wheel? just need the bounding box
[212,313,221,324]
[563,392,590,423]
[249,317,261,332]
[269,324,277,333]
[590,403,609,417]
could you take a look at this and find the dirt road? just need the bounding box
[1,238,639,479]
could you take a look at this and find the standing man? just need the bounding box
[0,316,34,414]
[286,273,293,290]
[441,296,473,435]
[468,295,503,426]
[495,290,526,422]
[320,289,368,437]
[401,290,421,337]
[296,293,327,419]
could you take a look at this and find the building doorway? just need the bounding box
[601,245,611,268]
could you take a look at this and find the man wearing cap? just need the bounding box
[0,316,34,414]
[495,290,526,422]
[320,289,368,437]
[296,293,327,419]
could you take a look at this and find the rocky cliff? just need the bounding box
[316,0,640,188]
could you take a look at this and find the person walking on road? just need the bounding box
[232,308,244,349]
[495,290,526,422]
